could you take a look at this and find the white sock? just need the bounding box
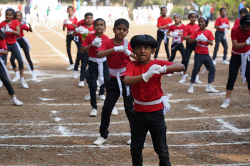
[207,83,212,88]
[195,75,199,81]
[12,96,17,101]
[182,74,186,79]
[20,77,24,81]
[190,83,194,88]
[225,98,230,103]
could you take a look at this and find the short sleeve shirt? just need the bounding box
[215,17,230,31]
[168,24,185,42]
[231,25,250,55]
[17,23,30,38]
[0,19,20,44]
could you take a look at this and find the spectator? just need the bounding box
[239,0,245,18]
[24,3,31,23]
[210,5,214,21]
[18,3,23,12]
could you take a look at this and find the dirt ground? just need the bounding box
[0,20,249,166]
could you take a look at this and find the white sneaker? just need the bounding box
[13,98,23,106]
[78,81,84,87]
[12,71,20,82]
[213,60,216,65]
[73,71,78,79]
[66,64,74,70]
[31,72,37,81]
[99,95,106,100]
[194,79,203,84]
[178,77,186,83]
[166,73,172,77]
[220,101,230,109]
[0,80,3,87]
[93,137,107,145]
[111,106,118,116]
[126,138,131,145]
[97,80,100,87]
[90,108,97,117]
[222,60,230,65]
[19,80,29,89]
[84,93,90,100]
[205,87,219,93]
[179,71,183,75]
[187,86,194,94]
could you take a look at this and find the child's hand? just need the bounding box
[158,65,167,74]
[246,37,250,45]
[199,33,208,42]
[123,39,131,56]
[5,25,13,33]
[1,27,6,33]
[92,37,102,47]
[170,32,178,37]
[75,26,88,34]
[142,64,161,82]
[114,45,124,52]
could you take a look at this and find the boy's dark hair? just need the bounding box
[114,18,129,29]
[198,16,209,27]
[94,18,106,26]
[5,8,15,16]
[14,11,22,19]
[240,14,250,27]
[85,12,93,18]
[67,6,74,11]
[130,35,157,49]
[220,7,226,13]
[240,8,248,15]
[160,6,167,11]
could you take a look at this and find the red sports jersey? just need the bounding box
[190,29,215,54]
[0,39,7,56]
[183,23,200,37]
[168,24,185,42]
[233,18,240,28]
[0,19,20,44]
[231,25,250,55]
[215,17,230,31]
[82,33,109,58]
[96,38,133,76]
[124,59,173,112]
[157,16,172,30]
[63,15,78,32]
[17,23,30,38]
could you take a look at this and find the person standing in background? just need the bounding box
[24,3,30,23]
[210,5,214,21]
[203,3,210,20]
[18,3,23,12]
[239,0,245,18]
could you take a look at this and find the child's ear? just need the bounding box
[151,48,156,54]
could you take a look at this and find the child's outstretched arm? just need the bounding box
[0,49,8,55]
[81,44,91,53]
[166,63,185,73]
[28,24,33,32]
[188,38,196,44]
[97,48,114,58]
[124,75,143,86]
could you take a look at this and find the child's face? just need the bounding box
[220,9,227,17]
[198,19,206,29]
[189,14,197,23]
[113,24,129,40]
[244,24,250,31]
[15,12,22,22]
[67,7,73,16]
[94,20,106,33]
[240,12,247,18]
[161,8,167,16]
[85,15,93,26]
[5,11,14,21]
[173,15,181,24]
[134,45,155,63]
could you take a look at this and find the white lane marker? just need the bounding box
[209,92,226,96]
[38,97,55,101]
[33,29,68,61]
[117,107,124,110]
[216,119,242,135]
[174,164,250,166]
[0,114,249,126]
[0,141,249,148]
[0,129,249,139]
[41,89,55,92]
[42,25,66,39]
[50,111,72,136]
[186,104,207,113]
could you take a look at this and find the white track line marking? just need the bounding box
[209,92,226,96]
[50,111,72,136]
[216,119,242,135]
[0,114,249,126]
[174,164,250,166]
[186,104,207,113]
[41,89,55,92]
[38,97,55,101]
[33,29,68,61]
[42,25,66,39]
[0,141,249,148]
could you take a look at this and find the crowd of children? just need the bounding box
[0,4,250,166]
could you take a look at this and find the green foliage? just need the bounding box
[170,6,184,19]
[142,0,162,6]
